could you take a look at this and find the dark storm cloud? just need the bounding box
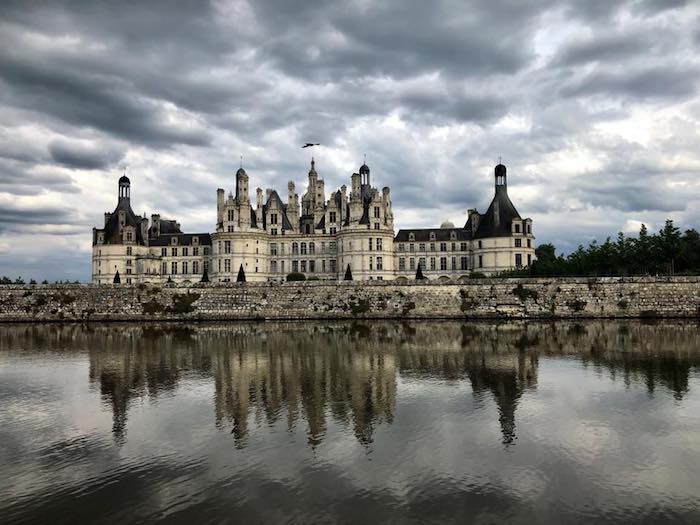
[0,205,78,233]
[48,140,125,170]
[552,32,654,67]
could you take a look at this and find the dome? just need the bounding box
[440,220,455,229]
[495,163,506,177]
[236,167,247,177]
[119,174,130,185]
[359,163,370,175]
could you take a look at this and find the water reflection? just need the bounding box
[2,321,699,449]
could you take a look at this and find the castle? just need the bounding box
[92,160,535,284]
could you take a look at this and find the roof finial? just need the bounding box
[240,155,243,169]
[498,155,502,165]
[364,153,366,164]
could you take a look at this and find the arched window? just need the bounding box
[301,242,307,255]
[292,242,299,255]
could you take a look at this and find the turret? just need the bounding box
[359,162,370,186]
[118,174,130,202]
[151,214,161,237]
[256,187,263,226]
[235,167,250,204]
[216,188,225,224]
[495,163,507,193]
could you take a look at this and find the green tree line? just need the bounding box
[510,220,700,277]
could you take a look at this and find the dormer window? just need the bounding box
[408,233,415,242]
[193,236,199,245]
[450,232,456,240]
[514,224,521,233]
[171,237,178,245]
[429,232,436,241]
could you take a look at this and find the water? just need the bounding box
[1,321,700,524]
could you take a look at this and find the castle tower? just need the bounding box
[118,174,130,202]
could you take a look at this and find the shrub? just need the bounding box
[286,272,306,282]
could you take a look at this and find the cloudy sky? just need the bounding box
[1,0,699,281]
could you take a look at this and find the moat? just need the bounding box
[1,321,699,523]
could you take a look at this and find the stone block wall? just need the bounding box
[0,277,699,322]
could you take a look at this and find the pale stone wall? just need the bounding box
[1,277,700,322]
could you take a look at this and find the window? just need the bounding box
[399,258,406,271]
[203,261,209,272]
[310,260,315,273]
[374,206,380,218]
[321,242,326,253]
[515,224,521,233]
[451,257,456,270]
[460,257,468,270]
[478,255,483,268]
[369,257,373,270]
[271,213,278,225]
[193,237,199,245]
[203,247,209,256]
[292,260,299,272]
[330,260,336,273]
[408,233,415,242]
[228,226,234,232]
[430,257,436,270]
[440,257,447,271]
[228,209,234,221]
[171,237,178,245]
[280,261,285,273]
[182,261,188,274]
[126,259,132,266]
[329,241,336,251]
[301,243,307,255]
[399,243,405,252]
[161,248,167,257]
[374,223,380,230]
[126,230,133,242]
[376,257,383,270]
[309,242,315,254]
[162,261,167,275]
[172,248,177,257]
[527,224,531,234]
[330,211,337,223]
[270,243,278,256]
[305,224,311,234]
[182,247,188,256]
[193,261,199,274]
[478,241,482,249]
[369,238,373,251]
[224,241,231,254]
[271,260,278,273]
[126,268,132,275]
[527,254,532,266]
[410,258,415,270]
[451,242,456,251]
[429,232,435,241]
[515,253,523,267]
[330,227,336,235]
[527,239,532,248]
[430,242,435,252]
[515,238,522,247]
[301,260,307,272]
[419,243,425,251]
[461,242,467,251]
[224,259,231,272]
[322,260,326,272]
[126,247,132,256]
[440,242,446,252]
[271,228,278,236]
[292,242,299,255]
[126,278,132,284]
[419,257,426,269]
[171,261,178,274]
[193,247,199,256]
[409,243,415,252]
[450,232,456,240]
[376,238,382,251]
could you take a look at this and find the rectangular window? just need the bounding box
[126,268,132,275]
[228,209,234,221]
[330,227,337,235]
[271,213,278,225]
[374,223,380,230]
[515,224,521,233]
[440,257,447,270]
[430,242,435,252]
[409,243,414,252]
[330,260,336,273]
[451,242,456,251]
[515,238,522,247]
[270,243,278,256]
[418,243,425,251]
[172,248,177,257]
[460,242,467,251]
[451,257,456,270]
[182,261,188,274]
[228,226,234,232]
[527,254,532,265]
[369,238,373,251]
[419,257,426,270]
[161,248,167,257]
[224,241,231,254]
[430,258,436,270]
[193,261,199,274]
[478,255,483,268]
[126,231,133,242]
[515,254,523,267]
[322,259,326,272]
[440,242,447,252]
[310,260,315,273]
[203,261,209,272]
[410,257,415,270]
[398,243,405,252]
[171,261,177,274]
[374,206,380,218]
[162,261,167,275]
[271,260,278,273]
[369,257,373,270]
[126,247,132,256]
[293,260,299,272]
[399,258,406,271]
[301,260,307,272]
[126,259,132,266]
[376,238,382,251]
[309,243,315,254]
[330,211,337,223]
[271,228,278,235]
[527,239,532,248]
[376,257,383,270]
[460,257,468,270]
[193,247,199,256]
[203,247,209,256]
[224,259,231,272]
[329,241,336,252]
[321,242,326,253]
[280,261,285,273]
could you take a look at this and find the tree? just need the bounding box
[113,270,121,284]
[415,263,425,280]
[344,264,353,281]
[200,267,209,283]
[237,264,246,282]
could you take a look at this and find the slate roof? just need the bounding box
[472,188,522,239]
[101,198,147,245]
[395,228,472,242]
[149,233,212,246]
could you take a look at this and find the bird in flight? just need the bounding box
[302,143,320,148]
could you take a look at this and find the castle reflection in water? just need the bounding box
[4,321,699,447]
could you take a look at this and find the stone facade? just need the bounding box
[2,277,700,322]
[92,160,535,284]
